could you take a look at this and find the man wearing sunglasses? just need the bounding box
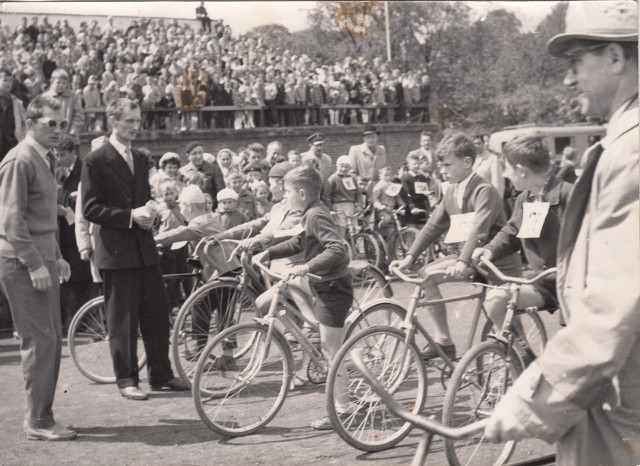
[485,2,639,464]
[0,95,75,441]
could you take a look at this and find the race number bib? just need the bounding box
[444,212,476,244]
[517,202,550,239]
[414,181,430,195]
[385,183,402,197]
[342,177,356,191]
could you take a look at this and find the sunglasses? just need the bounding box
[563,43,609,74]
[39,118,69,130]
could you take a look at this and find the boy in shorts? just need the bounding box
[394,133,521,360]
[473,135,573,331]
[254,166,353,430]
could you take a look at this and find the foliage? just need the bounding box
[249,1,583,131]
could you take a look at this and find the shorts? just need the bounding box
[310,274,353,328]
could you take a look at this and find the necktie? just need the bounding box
[123,147,134,174]
[557,142,604,256]
[45,151,56,175]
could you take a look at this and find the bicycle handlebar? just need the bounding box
[389,263,448,286]
[252,255,322,282]
[479,257,557,286]
[351,351,487,439]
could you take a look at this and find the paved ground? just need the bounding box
[0,281,556,465]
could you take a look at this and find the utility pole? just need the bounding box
[385,1,392,62]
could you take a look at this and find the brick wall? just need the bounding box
[80,123,440,170]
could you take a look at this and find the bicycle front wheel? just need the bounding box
[481,310,547,365]
[349,262,392,310]
[351,232,383,268]
[326,326,427,452]
[171,279,258,385]
[442,340,523,466]
[68,296,146,383]
[192,323,293,437]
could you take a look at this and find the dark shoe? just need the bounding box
[150,377,190,391]
[119,386,149,400]
[208,355,238,371]
[25,422,77,441]
[422,343,456,361]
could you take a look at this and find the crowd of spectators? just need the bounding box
[0,14,431,132]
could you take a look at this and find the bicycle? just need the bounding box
[336,208,384,268]
[325,263,548,452]
[441,258,556,466]
[191,256,330,437]
[67,267,203,384]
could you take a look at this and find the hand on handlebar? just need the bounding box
[390,256,413,272]
[471,248,493,265]
[445,261,470,280]
[252,249,269,266]
[484,397,531,444]
[238,237,259,252]
[288,264,310,277]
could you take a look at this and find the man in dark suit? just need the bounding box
[82,98,188,400]
[0,95,75,440]
[54,135,98,330]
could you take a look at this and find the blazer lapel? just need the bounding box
[106,143,134,184]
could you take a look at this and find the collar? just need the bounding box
[455,171,473,192]
[601,97,639,150]
[108,134,130,157]
[24,134,51,162]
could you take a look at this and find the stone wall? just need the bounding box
[80,123,440,170]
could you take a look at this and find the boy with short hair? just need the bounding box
[401,152,441,226]
[371,166,405,239]
[225,170,258,220]
[473,135,572,331]
[394,133,521,360]
[254,166,353,430]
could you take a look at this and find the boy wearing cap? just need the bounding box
[485,3,639,464]
[323,155,362,237]
[212,188,249,231]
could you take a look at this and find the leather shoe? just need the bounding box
[25,422,77,441]
[150,377,190,391]
[119,386,149,400]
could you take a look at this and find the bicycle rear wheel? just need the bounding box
[351,232,383,268]
[326,326,427,452]
[349,262,392,310]
[192,323,292,437]
[172,279,258,385]
[442,340,523,466]
[68,296,146,383]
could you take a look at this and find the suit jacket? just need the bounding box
[81,142,160,270]
[348,143,388,181]
[496,100,640,464]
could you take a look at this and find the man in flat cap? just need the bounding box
[348,124,389,182]
[485,2,639,464]
[301,132,333,181]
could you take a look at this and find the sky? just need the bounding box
[1,1,557,34]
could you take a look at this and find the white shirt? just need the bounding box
[455,172,473,210]
[108,134,133,172]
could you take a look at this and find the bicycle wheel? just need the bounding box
[442,340,523,466]
[369,230,390,266]
[68,296,146,383]
[326,326,427,452]
[480,310,547,363]
[351,232,383,268]
[388,227,421,262]
[344,301,406,341]
[171,279,258,385]
[193,323,292,437]
[349,262,393,310]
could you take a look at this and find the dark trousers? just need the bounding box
[102,265,174,388]
[0,258,61,428]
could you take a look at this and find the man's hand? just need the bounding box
[289,264,310,277]
[132,206,155,229]
[252,249,269,266]
[80,248,92,261]
[484,400,531,443]
[57,205,67,216]
[446,260,469,280]
[390,255,413,272]
[239,238,259,252]
[29,265,52,291]
[472,247,493,265]
[57,258,71,283]
[154,234,167,247]
[410,207,424,215]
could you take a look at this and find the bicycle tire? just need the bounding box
[326,325,427,452]
[193,323,292,437]
[68,296,146,383]
[480,310,547,364]
[171,279,258,386]
[349,262,393,311]
[369,230,390,266]
[351,232,383,268]
[388,227,421,263]
[442,340,523,466]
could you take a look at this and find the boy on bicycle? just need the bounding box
[322,155,362,237]
[394,133,521,360]
[254,166,353,430]
[472,135,573,332]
